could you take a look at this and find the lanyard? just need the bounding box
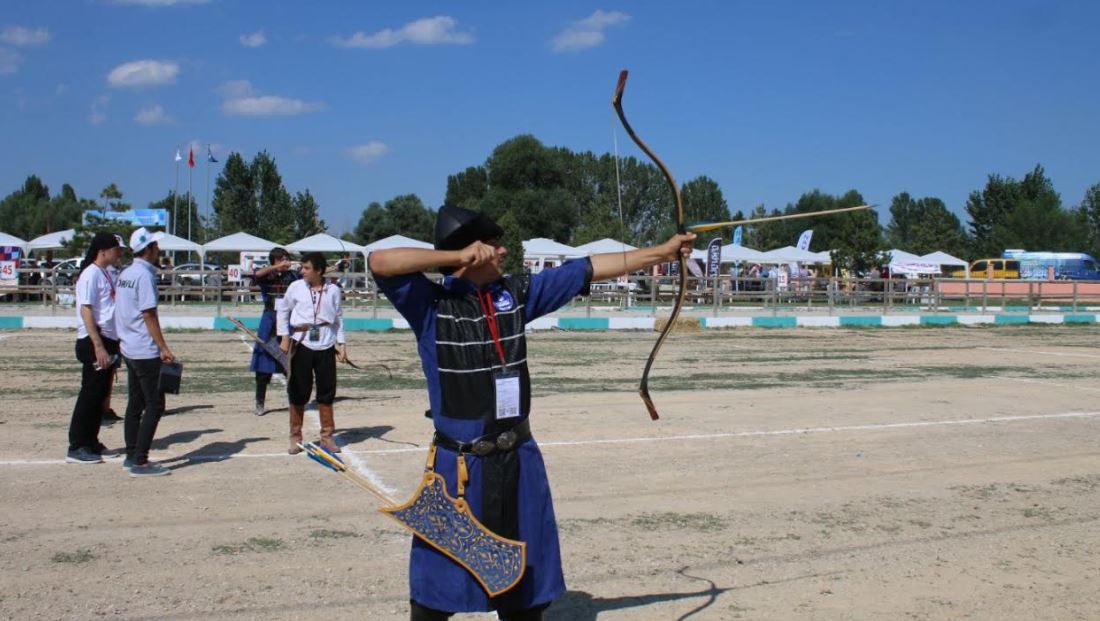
[310,284,326,324]
[477,288,508,368]
[96,265,115,299]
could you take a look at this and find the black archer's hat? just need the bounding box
[434,204,504,251]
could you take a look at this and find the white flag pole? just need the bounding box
[173,147,180,236]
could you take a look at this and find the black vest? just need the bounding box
[434,275,531,435]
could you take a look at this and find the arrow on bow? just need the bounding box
[612,69,687,421]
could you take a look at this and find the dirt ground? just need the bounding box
[1,325,1098,620]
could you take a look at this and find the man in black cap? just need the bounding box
[67,232,124,463]
[369,204,693,621]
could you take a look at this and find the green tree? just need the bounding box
[252,151,294,243]
[681,175,731,247]
[99,183,126,212]
[212,152,257,235]
[824,190,883,275]
[886,192,968,257]
[1080,183,1100,258]
[148,191,202,241]
[292,189,326,239]
[348,195,434,245]
[445,166,489,211]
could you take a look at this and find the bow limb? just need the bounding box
[612,69,686,421]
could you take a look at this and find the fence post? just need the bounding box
[1072,281,1078,311]
[981,280,987,313]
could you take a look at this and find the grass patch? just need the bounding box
[309,529,359,540]
[52,549,95,564]
[630,512,726,532]
[212,536,284,555]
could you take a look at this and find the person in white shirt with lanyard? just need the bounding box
[66,232,124,464]
[277,252,348,455]
[115,228,177,477]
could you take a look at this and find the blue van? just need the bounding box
[1001,250,1100,280]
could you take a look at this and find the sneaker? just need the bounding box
[101,409,123,425]
[66,448,103,464]
[129,463,171,477]
[121,457,134,469]
[91,442,120,457]
[254,401,266,417]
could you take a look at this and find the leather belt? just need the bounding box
[433,419,531,457]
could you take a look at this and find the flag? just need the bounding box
[796,229,813,251]
[174,149,182,162]
[732,225,743,246]
[207,146,218,163]
[188,147,195,168]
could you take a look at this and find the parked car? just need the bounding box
[947,259,1020,279]
[169,263,222,287]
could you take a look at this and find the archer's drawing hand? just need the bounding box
[458,241,498,269]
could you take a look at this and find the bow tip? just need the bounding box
[639,391,661,421]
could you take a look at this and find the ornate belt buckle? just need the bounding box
[496,431,517,451]
[472,440,495,456]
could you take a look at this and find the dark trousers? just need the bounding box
[68,336,120,451]
[123,356,164,465]
[409,601,545,621]
[287,345,336,406]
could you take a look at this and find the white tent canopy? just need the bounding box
[719,244,768,263]
[0,232,27,249]
[574,238,638,255]
[920,250,968,277]
[27,228,75,251]
[759,246,823,263]
[286,233,365,254]
[202,232,279,254]
[813,250,833,263]
[522,238,584,259]
[362,234,433,252]
[157,233,202,253]
[885,248,941,275]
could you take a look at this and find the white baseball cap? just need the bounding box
[129,227,166,253]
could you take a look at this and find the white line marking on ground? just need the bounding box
[4,411,1098,467]
[979,347,1100,359]
[997,376,1100,393]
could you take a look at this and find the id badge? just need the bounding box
[494,370,521,420]
[308,325,320,342]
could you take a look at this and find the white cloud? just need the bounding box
[217,79,322,116]
[107,59,179,87]
[346,141,390,165]
[0,48,20,75]
[0,26,51,46]
[551,10,629,53]
[240,30,266,47]
[134,104,173,125]
[89,95,109,125]
[331,15,474,49]
[109,0,211,6]
[222,95,324,116]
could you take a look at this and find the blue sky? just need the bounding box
[2,0,1098,236]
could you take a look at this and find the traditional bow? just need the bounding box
[612,69,687,421]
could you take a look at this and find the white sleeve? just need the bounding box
[75,270,94,306]
[333,288,345,344]
[277,283,295,337]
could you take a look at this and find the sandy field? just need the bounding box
[1,324,1098,620]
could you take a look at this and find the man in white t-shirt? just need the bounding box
[115,227,176,477]
[277,252,347,455]
[67,232,124,464]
